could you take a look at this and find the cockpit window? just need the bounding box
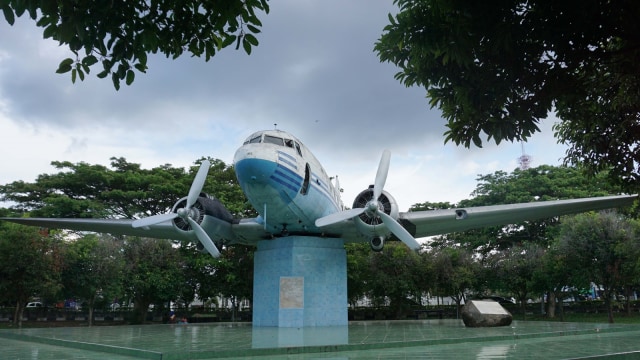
[243,133,301,153]
[264,135,284,146]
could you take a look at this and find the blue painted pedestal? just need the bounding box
[252,237,347,327]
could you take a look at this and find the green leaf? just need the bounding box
[222,35,236,48]
[71,68,77,83]
[82,55,98,67]
[244,33,258,46]
[56,58,74,74]
[2,6,15,25]
[126,70,135,86]
[242,37,252,55]
[134,63,147,73]
[387,13,395,26]
[111,73,121,91]
[13,1,25,17]
[43,24,57,39]
[97,69,109,79]
[472,134,483,148]
[246,24,260,34]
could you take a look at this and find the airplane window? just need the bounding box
[294,142,302,156]
[264,135,284,146]
[249,135,262,144]
[285,139,294,148]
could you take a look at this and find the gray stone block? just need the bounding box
[462,300,513,327]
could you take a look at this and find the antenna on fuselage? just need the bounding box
[274,123,278,129]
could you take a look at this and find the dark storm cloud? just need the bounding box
[4,0,568,209]
[0,1,445,158]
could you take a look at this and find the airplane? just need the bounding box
[1,129,636,257]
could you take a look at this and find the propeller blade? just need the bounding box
[378,212,421,250]
[315,208,366,227]
[131,161,212,235]
[187,160,211,209]
[132,213,178,228]
[188,218,220,258]
[373,150,391,200]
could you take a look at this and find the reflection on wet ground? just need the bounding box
[2,319,640,359]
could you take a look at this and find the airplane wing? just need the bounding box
[0,216,269,246]
[0,217,192,240]
[398,194,636,238]
[3,195,635,247]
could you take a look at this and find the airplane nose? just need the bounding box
[235,158,277,185]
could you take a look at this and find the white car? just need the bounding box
[26,302,43,308]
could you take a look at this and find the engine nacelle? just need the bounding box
[170,193,233,247]
[352,186,400,241]
[370,237,384,252]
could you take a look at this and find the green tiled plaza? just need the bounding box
[2,320,640,359]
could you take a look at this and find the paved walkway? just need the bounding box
[2,320,640,359]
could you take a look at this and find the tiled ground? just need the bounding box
[2,320,640,359]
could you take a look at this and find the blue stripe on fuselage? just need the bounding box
[235,157,301,200]
[235,157,341,222]
[272,166,301,193]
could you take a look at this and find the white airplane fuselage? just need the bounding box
[233,130,344,236]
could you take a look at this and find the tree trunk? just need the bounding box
[88,295,95,326]
[132,299,150,324]
[13,300,24,328]
[88,305,94,327]
[604,290,614,323]
[519,300,527,321]
[625,285,632,316]
[557,295,565,322]
[546,292,556,318]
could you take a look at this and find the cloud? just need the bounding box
[0,1,568,211]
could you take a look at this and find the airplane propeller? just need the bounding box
[315,150,421,250]
[132,160,221,257]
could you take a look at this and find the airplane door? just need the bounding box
[300,163,310,195]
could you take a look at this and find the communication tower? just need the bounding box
[518,142,532,170]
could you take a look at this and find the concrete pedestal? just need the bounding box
[252,237,347,327]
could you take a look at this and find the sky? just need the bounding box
[0,1,569,212]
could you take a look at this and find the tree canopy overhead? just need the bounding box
[376,0,640,189]
[1,0,269,89]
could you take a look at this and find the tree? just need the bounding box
[0,156,255,321]
[1,0,269,89]
[487,242,545,319]
[0,223,63,327]
[532,241,573,320]
[366,243,426,317]
[558,211,637,323]
[121,237,186,324]
[345,243,372,308]
[0,157,252,220]
[445,165,622,254]
[617,219,640,315]
[207,245,254,319]
[430,246,477,316]
[375,0,640,191]
[61,234,124,326]
[174,240,217,311]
